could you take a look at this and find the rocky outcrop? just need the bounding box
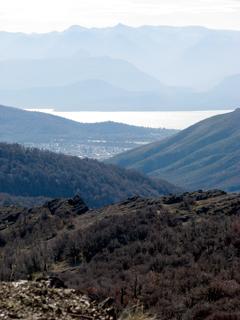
[0,195,89,232]
[0,279,116,320]
[45,195,89,216]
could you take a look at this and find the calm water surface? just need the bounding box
[27,109,232,129]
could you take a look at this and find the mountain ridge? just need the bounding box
[0,25,239,109]
[108,109,240,191]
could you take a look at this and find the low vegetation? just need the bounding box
[0,190,240,319]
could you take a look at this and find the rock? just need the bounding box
[0,280,117,320]
[45,195,88,216]
[36,276,66,289]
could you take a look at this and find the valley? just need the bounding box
[0,105,177,159]
[0,8,240,319]
[0,106,239,320]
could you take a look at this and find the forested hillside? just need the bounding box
[0,143,178,208]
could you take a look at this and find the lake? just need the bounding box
[27,109,233,129]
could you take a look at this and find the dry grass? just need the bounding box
[118,306,156,320]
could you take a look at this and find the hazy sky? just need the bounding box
[1,0,240,33]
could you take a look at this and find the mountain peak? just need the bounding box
[114,23,129,29]
[65,25,87,33]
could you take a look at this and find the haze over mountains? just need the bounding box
[0,25,239,110]
[2,0,240,317]
[109,109,240,192]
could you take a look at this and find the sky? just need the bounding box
[1,0,240,33]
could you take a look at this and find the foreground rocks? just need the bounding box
[0,280,116,320]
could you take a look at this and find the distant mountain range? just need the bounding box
[0,105,177,158]
[108,109,240,192]
[0,56,162,92]
[1,75,239,110]
[198,74,240,107]
[0,25,239,110]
